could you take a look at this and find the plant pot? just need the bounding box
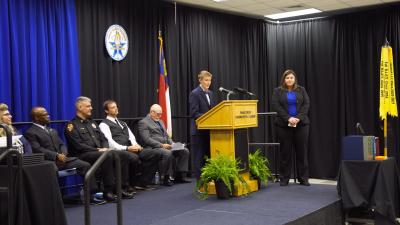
[215,180,232,199]
[257,178,261,189]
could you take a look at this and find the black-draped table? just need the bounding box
[0,161,67,225]
[337,157,400,225]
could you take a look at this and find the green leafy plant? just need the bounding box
[249,149,272,186]
[195,153,248,200]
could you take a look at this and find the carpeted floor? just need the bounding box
[64,180,340,225]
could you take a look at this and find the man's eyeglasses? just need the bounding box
[151,111,162,116]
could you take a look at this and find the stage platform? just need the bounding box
[64,179,342,225]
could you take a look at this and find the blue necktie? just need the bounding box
[155,121,165,133]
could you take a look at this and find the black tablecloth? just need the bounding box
[338,157,400,223]
[0,161,67,225]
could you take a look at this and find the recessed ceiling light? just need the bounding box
[212,0,227,2]
[265,8,322,20]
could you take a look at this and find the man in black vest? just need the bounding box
[99,100,160,190]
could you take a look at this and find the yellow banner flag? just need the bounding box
[379,45,398,120]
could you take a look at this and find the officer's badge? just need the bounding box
[67,123,74,132]
[92,123,97,128]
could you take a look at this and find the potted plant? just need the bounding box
[195,154,248,200]
[249,149,272,188]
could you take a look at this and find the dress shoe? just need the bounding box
[163,178,174,186]
[103,192,117,202]
[174,177,191,183]
[279,179,289,186]
[298,179,311,186]
[90,196,106,205]
[80,194,106,205]
[121,190,135,199]
[134,185,156,191]
[126,186,137,194]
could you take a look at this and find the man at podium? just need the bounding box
[189,70,216,179]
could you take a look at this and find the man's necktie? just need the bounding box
[45,127,59,151]
[155,121,165,133]
[44,126,50,133]
[205,92,211,106]
[115,119,123,129]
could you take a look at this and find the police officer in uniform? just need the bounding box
[65,96,133,201]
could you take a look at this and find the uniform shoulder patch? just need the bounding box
[67,123,74,132]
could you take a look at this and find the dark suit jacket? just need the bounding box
[189,86,216,135]
[138,114,172,148]
[271,85,310,127]
[64,116,109,157]
[24,124,68,161]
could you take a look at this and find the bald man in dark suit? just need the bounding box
[138,104,190,186]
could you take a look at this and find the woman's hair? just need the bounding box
[0,103,16,136]
[280,69,298,90]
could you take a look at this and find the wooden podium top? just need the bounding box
[196,100,258,130]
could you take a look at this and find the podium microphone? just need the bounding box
[218,87,234,94]
[234,87,256,96]
[219,87,235,100]
[356,122,365,135]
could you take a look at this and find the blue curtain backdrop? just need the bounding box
[0,0,80,122]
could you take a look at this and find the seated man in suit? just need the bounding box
[64,96,133,201]
[0,103,32,154]
[24,106,106,205]
[99,100,160,191]
[138,104,190,186]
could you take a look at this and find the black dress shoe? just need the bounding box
[121,190,135,199]
[103,192,117,202]
[174,177,191,183]
[299,179,311,186]
[134,185,156,191]
[126,186,137,194]
[279,179,289,186]
[163,178,174,186]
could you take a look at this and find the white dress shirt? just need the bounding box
[99,116,139,151]
[200,85,210,105]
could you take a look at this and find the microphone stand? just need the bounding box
[227,92,233,101]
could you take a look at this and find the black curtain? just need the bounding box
[75,0,400,178]
[75,0,160,118]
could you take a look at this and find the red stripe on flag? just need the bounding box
[158,73,168,128]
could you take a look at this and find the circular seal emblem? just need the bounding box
[105,25,129,61]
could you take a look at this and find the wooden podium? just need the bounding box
[196,100,259,196]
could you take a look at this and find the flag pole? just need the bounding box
[384,118,387,157]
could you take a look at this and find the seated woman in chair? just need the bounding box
[0,103,32,154]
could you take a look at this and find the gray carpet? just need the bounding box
[64,181,340,225]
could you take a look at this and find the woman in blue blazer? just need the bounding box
[271,70,310,186]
